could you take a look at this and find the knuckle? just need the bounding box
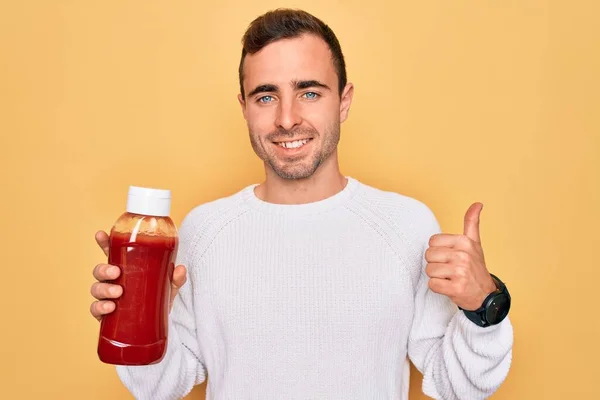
[464,237,476,251]
[91,282,117,299]
[428,278,444,294]
[428,234,437,246]
[463,251,472,263]
[94,263,110,280]
[459,234,472,246]
[424,248,432,260]
[427,279,436,291]
[425,263,433,276]
[454,251,469,264]
[90,282,102,299]
[90,301,100,317]
[102,264,112,279]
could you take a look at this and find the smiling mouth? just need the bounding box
[274,138,313,149]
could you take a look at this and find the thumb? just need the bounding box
[95,230,110,257]
[463,202,483,243]
[169,265,187,311]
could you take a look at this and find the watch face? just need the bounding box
[485,294,510,324]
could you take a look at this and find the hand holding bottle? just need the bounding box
[89,230,187,321]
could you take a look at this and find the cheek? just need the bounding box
[300,102,338,131]
[246,105,276,132]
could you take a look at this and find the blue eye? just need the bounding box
[258,95,273,104]
[303,92,319,100]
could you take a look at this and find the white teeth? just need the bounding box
[279,139,309,149]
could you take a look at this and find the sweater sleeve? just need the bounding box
[407,207,513,400]
[115,215,207,400]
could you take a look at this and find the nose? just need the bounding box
[275,97,302,131]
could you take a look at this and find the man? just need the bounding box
[90,8,513,400]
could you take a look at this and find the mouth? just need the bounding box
[273,138,313,150]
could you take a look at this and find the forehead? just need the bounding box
[242,34,336,89]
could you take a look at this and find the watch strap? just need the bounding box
[459,274,507,327]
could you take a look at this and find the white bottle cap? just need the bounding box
[126,186,171,217]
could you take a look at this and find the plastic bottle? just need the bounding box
[97,186,179,365]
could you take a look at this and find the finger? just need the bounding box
[463,202,483,243]
[169,265,187,309]
[429,233,462,248]
[428,277,453,296]
[172,265,187,289]
[90,300,116,320]
[92,263,121,281]
[424,247,453,263]
[425,263,455,279]
[95,231,110,257]
[90,282,122,300]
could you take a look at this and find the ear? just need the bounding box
[339,83,354,123]
[238,93,247,121]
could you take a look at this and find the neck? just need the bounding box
[255,151,347,205]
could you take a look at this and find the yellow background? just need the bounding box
[1,0,598,399]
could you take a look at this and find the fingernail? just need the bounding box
[109,286,120,296]
[108,266,118,276]
[103,302,112,311]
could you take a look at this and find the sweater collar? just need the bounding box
[242,176,359,216]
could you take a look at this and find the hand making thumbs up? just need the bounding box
[425,202,498,310]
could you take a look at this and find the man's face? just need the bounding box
[239,34,353,180]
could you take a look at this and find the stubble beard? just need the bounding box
[249,123,340,180]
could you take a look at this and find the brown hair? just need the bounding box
[238,8,347,99]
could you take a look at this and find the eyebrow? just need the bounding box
[247,84,278,98]
[293,80,331,91]
[247,80,331,98]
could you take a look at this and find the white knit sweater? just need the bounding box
[116,177,513,399]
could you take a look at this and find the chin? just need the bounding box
[271,159,322,180]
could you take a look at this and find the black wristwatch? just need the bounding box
[459,274,511,327]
